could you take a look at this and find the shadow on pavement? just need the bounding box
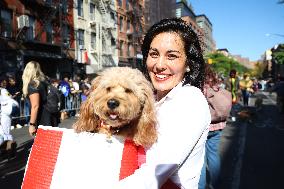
[0,139,34,189]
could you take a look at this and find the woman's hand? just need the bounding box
[29,125,37,137]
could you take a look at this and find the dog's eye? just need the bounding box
[106,87,111,92]
[125,88,132,93]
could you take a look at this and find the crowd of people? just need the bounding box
[0,62,92,156]
[1,18,284,188]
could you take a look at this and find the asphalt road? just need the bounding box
[0,91,283,189]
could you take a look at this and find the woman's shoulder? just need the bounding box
[177,84,204,97]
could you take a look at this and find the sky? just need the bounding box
[188,0,284,61]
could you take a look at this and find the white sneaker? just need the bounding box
[11,126,15,130]
[16,124,23,129]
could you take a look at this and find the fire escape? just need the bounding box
[89,0,117,70]
[126,0,144,69]
[16,0,71,59]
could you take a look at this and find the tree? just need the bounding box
[272,44,284,65]
[278,0,284,4]
[205,52,250,77]
[251,61,266,78]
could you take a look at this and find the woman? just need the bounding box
[199,65,232,189]
[22,61,47,136]
[118,18,211,188]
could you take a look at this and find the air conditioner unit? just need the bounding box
[79,45,85,50]
[17,15,29,29]
[89,21,96,28]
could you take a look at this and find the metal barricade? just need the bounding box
[11,92,83,123]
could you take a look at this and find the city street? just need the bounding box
[0,91,283,189]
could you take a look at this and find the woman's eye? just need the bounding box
[168,54,178,60]
[149,52,158,58]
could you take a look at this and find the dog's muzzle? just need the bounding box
[107,99,120,109]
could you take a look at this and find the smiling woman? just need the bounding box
[117,18,211,189]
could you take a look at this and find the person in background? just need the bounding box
[269,76,284,113]
[0,76,7,89]
[0,87,18,158]
[239,73,253,107]
[80,83,90,102]
[6,75,22,128]
[199,65,232,189]
[22,61,48,136]
[117,18,211,189]
[59,76,71,119]
[225,69,239,121]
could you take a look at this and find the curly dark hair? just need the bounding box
[141,18,205,90]
[204,64,219,88]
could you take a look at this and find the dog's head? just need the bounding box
[73,67,157,147]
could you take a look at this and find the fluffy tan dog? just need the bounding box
[73,67,157,147]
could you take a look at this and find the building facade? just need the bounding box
[73,0,118,75]
[195,14,216,55]
[0,0,76,79]
[175,1,206,53]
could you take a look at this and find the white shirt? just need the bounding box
[117,83,211,189]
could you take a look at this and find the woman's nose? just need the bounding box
[155,56,166,69]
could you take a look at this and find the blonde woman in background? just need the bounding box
[22,61,47,136]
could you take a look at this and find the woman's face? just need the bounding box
[146,32,187,98]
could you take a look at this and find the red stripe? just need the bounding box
[22,128,63,189]
[119,140,140,180]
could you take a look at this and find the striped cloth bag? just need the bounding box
[21,126,145,189]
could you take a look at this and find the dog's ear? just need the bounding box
[133,82,157,147]
[73,95,100,133]
[90,75,101,92]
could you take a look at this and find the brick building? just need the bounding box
[0,0,77,79]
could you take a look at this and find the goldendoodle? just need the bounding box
[73,67,157,147]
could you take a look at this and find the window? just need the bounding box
[117,0,122,7]
[91,32,96,49]
[62,24,70,47]
[126,0,129,10]
[120,41,123,56]
[119,16,123,32]
[127,20,130,32]
[46,22,52,43]
[127,43,132,57]
[0,9,12,38]
[78,0,84,17]
[78,29,84,47]
[26,16,35,40]
[90,3,95,20]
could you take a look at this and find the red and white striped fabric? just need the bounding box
[21,126,145,189]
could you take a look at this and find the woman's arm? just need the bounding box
[29,92,40,136]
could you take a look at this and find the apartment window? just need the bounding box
[62,0,68,14]
[0,9,12,38]
[78,0,84,17]
[117,0,122,7]
[62,24,70,47]
[120,41,123,56]
[91,32,96,49]
[46,22,52,43]
[26,16,35,40]
[78,29,84,46]
[110,12,115,21]
[127,20,130,32]
[126,0,129,10]
[119,16,123,32]
[127,43,132,57]
[90,3,95,20]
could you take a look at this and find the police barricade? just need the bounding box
[11,92,83,125]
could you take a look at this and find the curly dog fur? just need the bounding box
[73,67,157,147]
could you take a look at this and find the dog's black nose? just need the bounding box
[107,99,120,109]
